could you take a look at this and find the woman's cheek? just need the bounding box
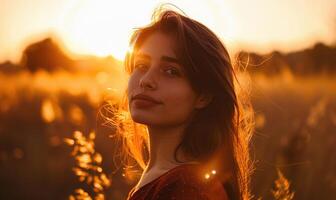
[127,74,139,91]
[166,87,192,107]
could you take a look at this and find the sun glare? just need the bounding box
[58,0,155,60]
[56,0,237,60]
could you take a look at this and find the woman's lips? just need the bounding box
[131,93,162,108]
[133,99,161,108]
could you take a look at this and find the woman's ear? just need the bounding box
[195,93,213,109]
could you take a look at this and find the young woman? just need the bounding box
[105,5,255,200]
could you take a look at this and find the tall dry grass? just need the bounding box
[1,69,335,199]
[65,131,111,200]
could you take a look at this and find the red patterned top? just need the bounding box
[126,163,229,200]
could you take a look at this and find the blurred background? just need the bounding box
[0,0,336,199]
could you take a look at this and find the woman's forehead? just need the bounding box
[134,31,179,59]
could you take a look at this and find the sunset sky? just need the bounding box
[0,0,335,62]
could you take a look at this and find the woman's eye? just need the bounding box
[164,67,180,76]
[134,63,148,71]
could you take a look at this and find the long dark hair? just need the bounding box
[102,4,255,200]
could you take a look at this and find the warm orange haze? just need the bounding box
[1,0,336,62]
[1,0,336,200]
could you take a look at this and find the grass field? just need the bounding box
[0,70,335,199]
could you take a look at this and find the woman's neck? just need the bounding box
[131,124,200,197]
[145,123,192,172]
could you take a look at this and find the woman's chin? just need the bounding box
[130,113,153,125]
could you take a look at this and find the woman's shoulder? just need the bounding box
[152,164,230,200]
[126,163,230,200]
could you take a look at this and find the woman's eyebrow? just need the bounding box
[161,56,181,65]
[134,53,181,65]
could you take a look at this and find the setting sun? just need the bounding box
[1,0,335,62]
[58,0,156,60]
[57,0,236,60]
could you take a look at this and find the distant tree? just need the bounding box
[0,61,23,74]
[20,38,74,73]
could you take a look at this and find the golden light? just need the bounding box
[56,0,237,60]
[1,0,334,63]
[41,99,56,123]
[58,0,155,60]
[204,169,217,179]
[68,105,84,125]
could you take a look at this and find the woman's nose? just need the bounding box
[139,67,157,90]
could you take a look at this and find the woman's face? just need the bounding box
[127,31,210,128]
